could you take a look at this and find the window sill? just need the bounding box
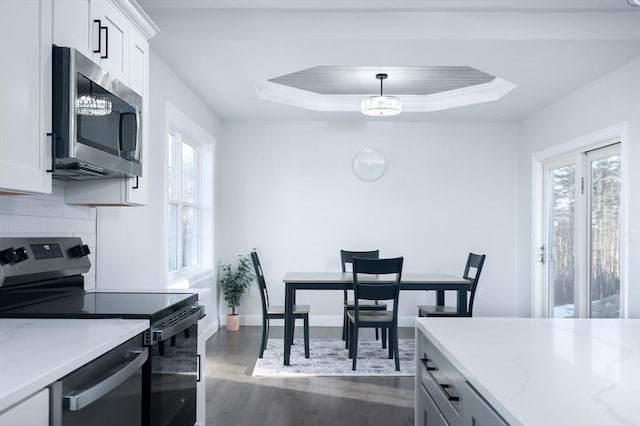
[168,267,215,290]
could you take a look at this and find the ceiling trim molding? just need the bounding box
[255,78,517,113]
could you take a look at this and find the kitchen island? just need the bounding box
[416,317,640,426]
[0,318,148,416]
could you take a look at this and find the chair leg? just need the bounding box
[375,327,379,341]
[351,326,359,370]
[348,320,353,358]
[393,327,400,371]
[381,328,387,349]
[342,306,348,341]
[388,327,393,359]
[259,317,268,358]
[345,315,350,349]
[303,314,310,358]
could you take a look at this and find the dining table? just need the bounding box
[281,272,471,366]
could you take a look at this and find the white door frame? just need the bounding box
[531,122,628,318]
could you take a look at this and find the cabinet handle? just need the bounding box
[197,354,202,382]
[101,25,109,59]
[440,384,460,402]
[93,19,102,54]
[46,132,56,173]
[132,176,139,189]
[421,357,437,371]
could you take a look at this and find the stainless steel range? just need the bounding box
[0,237,203,426]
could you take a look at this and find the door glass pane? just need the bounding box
[590,154,621,318]
[549,165,575,318]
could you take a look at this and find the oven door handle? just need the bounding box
[152,304,204,343]
[64,348,148,411]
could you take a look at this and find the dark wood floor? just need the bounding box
[204,326,415,426]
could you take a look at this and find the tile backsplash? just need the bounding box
[0,182,97,289]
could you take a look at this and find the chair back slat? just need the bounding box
[250,250,270,311]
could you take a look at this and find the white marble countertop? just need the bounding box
[416,317,640,426]
[0,318,148,413]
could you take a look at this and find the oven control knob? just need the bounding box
[0,247,29,265]
[69,244,91,258]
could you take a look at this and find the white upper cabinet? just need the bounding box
[0,0,53,195]
[53,0,156,206]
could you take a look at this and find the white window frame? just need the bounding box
[531,123,628,318]
[166,103,215,288]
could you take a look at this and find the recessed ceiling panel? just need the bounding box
[269,66,496,95]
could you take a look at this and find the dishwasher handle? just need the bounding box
[64,348,148,411]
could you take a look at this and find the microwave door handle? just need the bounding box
[63,348,148,411]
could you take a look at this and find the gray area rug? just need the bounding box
[252,338,415,377]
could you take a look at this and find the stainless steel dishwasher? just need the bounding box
[49,334,148,426]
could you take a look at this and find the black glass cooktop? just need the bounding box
[0,292,198,324]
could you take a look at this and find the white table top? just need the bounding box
[283,271,469,284]
[0,318,148,413]
[416,317,640,426]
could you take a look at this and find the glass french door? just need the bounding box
[542,143,621,318]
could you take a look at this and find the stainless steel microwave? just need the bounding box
[52,46,142,180]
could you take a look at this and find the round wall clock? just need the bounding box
[352,148,386,182]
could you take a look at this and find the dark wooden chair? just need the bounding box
[340,250,387,347]
[347,256,403,371]
[418,253,486,317]
[250,250,310,358]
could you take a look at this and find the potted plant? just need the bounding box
[220,254,254,331]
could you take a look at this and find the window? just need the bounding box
[168,131,201,272]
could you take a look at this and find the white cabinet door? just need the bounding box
[52,0,94,57]
[128,27,147,96]
[0,388,49,426]
[93,0,129,84]
[0,0,52,195]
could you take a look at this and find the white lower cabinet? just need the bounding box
[0,388,49,426]
[415,330,509,426]
[418,384,449,426]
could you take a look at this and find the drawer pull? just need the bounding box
[421,358,437,371]
[440,384,460,402]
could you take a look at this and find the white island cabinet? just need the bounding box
[415,317,640,426]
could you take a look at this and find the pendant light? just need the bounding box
[361,73,401,117]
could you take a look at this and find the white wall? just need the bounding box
[217,121,519,326]
[96,51,222,322]
[517,56,640,317]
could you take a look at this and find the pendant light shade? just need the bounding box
[361,73,401,117]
